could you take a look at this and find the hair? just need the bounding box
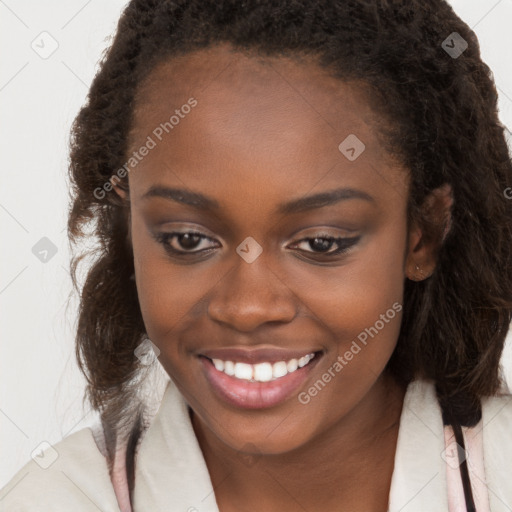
[67,0,512,479]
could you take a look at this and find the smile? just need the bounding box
[209,353,316,382]
[198,350,323,409]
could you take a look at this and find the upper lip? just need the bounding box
[199,346,323,364]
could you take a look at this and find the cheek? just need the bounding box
[287,222,406,424]
[282,218,406,350]
[130,212,230,346]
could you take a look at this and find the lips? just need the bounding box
[197,346,324,409]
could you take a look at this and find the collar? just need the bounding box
[133,378,449,511]
[133,380,220,512]
[387,379,448,511]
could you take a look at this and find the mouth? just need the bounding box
[198,350,323,409]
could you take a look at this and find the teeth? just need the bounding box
[286,359,298,372]
[212,359,224,372]
[210,353,316,382]
[273,361,288,378]
[224,360,235,376]
[234,362,253,380]
[298,356,309,368]
[253,362,273,382]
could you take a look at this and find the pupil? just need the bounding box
[179,233,201,249]
[310,237,332,252]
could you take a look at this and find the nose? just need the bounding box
[207,255,297,332]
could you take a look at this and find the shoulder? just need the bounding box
[480,388,512,447]
[478,390,512,508]
[0,427,120,512]
[480,389,512,431]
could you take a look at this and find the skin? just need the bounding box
[113,43,452,512]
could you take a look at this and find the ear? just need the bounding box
[109,177,132,247]
[405,183,453,281]
[110,176,128,200]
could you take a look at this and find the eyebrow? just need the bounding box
[141,185,374,214]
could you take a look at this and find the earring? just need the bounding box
[413,264,431,280]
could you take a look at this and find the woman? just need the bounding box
[2,0,512,510]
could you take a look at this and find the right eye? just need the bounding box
[153,231,220,256]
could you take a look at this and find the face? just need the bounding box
[116,43,424,455]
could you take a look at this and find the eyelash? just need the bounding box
[153,230,360,259]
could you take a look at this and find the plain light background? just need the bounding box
[1,0,512,488]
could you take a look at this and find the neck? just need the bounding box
[191,371,407,512]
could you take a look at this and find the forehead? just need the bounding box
[127,43,407,212]
[132,43,385,144]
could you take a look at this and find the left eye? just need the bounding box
[289,235,360,256]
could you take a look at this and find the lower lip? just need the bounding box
[198,354,322,410]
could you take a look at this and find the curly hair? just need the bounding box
[67,0,512,477]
